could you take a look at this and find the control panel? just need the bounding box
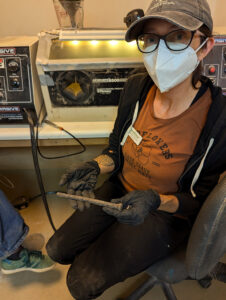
[0,36,44,124]
[203,34,226,95]
[0,47,34,122]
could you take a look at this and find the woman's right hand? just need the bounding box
[59,160,100,211]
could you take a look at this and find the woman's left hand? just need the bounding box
[103,189,161,225]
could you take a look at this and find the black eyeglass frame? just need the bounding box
[136,29,196,53]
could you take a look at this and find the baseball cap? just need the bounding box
[125,0,213,42]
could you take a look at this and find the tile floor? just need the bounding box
[0,194,225,300]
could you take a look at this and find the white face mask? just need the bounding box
[142,39,208,93]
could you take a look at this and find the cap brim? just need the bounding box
[125,11,203,42]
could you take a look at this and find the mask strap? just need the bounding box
[195,38,208,53]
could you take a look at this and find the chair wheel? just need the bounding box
[198,278,212,289]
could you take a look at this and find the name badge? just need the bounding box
[129,127,142,145]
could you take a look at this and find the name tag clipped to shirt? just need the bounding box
[129,127,142,146]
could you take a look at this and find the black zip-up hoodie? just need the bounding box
[102,73,226,219]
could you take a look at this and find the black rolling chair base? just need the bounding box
[118,177,226,300]
[121,276,178,300]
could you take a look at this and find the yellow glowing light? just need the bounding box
[71,40,79,45]
[90,40,99,46]
[128,41,137,46]
[109,40,119,46]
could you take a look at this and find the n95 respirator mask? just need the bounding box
[143,39,208,93]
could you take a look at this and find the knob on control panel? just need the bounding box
[10,78,20,88]
[8,60,20,73]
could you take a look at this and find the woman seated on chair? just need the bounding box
[46,0,226,299]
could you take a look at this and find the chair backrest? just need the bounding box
[186,175,226,280]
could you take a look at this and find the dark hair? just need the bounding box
[192,25,213,89]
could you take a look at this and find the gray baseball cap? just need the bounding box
[125,0,213,42]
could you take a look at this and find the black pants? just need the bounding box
[46,179,191,300]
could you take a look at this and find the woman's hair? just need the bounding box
[192,25,213,89]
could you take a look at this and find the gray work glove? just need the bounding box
[59,160,100,211]
[103,189,161,225]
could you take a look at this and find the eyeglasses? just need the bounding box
[137,29,196,53]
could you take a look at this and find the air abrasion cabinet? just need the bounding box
[36,27,226,123]
[36,30,144,123]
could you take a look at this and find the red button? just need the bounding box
[0,59,3,63]
[209,66,216,74]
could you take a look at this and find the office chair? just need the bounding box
[121,175,226,300]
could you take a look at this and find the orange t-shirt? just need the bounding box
[119,85,212,194]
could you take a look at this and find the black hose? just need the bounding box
[36,119,86,159]
[25,109,56,232]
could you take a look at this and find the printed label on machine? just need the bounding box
[0,48,16,56]
[0,106,23,121]
[0,106,20,113]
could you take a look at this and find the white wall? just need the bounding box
[0,0,150,37]
[0,0,225,37]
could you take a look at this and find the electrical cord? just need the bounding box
[24,104,87,232]
[36,119,86,159]
[24,108,57,232]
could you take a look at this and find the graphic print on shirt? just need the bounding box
[131,142,151,165]
[123,128,174,183]
[129,128,173,166]
[137,129,174,160]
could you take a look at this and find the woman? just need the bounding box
[46,0,226,299]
